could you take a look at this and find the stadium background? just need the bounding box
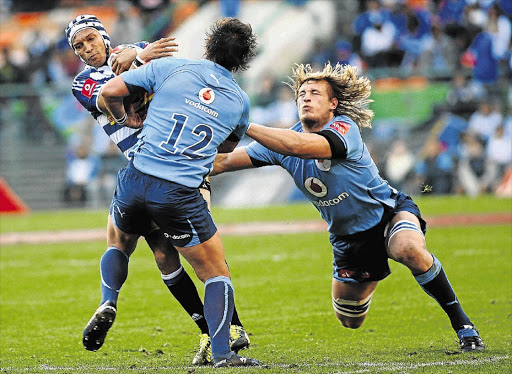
[0,0,510,211]
[0,2,511,372]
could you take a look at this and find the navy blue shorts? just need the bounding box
[110,163,217,248]
[331,192,427,283]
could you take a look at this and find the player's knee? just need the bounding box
[386,220,425,263]
[336,314,365,329]
[332,295,372,329]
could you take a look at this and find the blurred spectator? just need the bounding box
[220,0,240,17]
[251,85,298,128]
[466,99,503,143]
[266,86,299,128]
[0,48,29,83]
[111,1,143,45]
[438,0,467,26]
[455,131,486,196]
[383,138,415,190]
[360,13,397,68]
[445,71,480,106]
[414,137,454,194]
[251,73,278,108]
[354,0,392,36]
[310,38,333,71]
[398,10,431,72]
[461,28,500,97]
[332,39,364,72]
[487,3,511,61]
[63,141,99,207]
[419,19,457,75]
[480,124,512,193]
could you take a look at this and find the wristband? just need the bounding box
[114,112,127,125]
[132,54,146,68]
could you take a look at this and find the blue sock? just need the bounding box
[100,247,129,306]
[414,255,471,330]
[204,276,234,360]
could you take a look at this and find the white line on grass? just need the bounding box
[5,355,507,372]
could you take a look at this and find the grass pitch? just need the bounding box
[1,196,511,373]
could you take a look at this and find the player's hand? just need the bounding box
[124,105,143,129]
[111,48,138,75]
[139,37,178,62]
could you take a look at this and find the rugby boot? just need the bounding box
[82,301,116,351]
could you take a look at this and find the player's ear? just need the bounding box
[330,97,338,111]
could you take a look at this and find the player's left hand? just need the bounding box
[139,37,178,62]
[111,47,138,75]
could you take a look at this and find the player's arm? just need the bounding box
[217,131,245,154]
[212,147,255,176]
[101,76,142,129]
[246,122,333,159]
[110,38,178,75]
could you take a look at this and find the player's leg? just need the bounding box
[174,233,259,367]
[331,280,379,329]
[147,179,259,367]
[145,225,210,335]
[144,225,213,365]
[330,224,391,329]
[83,214,140,351]
[386,208,484,352]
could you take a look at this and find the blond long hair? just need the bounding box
[287,63,374,128]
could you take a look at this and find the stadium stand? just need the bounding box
[0,0,510,209]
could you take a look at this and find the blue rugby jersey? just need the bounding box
[245,115,398,236]
[71,42,148,159]
[121,58,250,188]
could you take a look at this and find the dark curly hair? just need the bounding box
[204,18,257,72]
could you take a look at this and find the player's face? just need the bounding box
[297,80,337,131]
[72,29,107,67]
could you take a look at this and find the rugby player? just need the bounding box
[65,14,249,364]
[99,17,260,367]
[212,62,485,353]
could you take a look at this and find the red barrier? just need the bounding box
[0,178,29,214]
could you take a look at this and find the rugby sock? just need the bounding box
[204,276,234,360]
[223,261,243,327]
[162,266,209,335]
[414,255,471,330]
[231,305,243,327]
[100,247,129,306]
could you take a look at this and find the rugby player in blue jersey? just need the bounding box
[99,18,260,367]
[213,63,485,353]
[66,15,250,364]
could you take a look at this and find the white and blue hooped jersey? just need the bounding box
[71,42,148,159]
[121,58,250,188]
[245,115,397,236]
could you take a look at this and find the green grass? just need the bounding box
[1,196,511,373]
[1,195,511,233]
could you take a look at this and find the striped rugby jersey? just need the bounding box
[71,42,148,159]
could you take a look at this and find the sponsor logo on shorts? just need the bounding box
[82,78,97,98]
[338,269,370,279]
[313,191,350,207]
[185,98,218,117]
[163,232,191,240]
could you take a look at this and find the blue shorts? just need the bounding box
[110,163,217,248]
[331,192,427,283]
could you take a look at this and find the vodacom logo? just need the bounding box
[304,177,328,197]
[198,87,215,105]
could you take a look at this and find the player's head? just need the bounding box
[287,63,374,129]
[65,14,111,66]
[204,18,257,72]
